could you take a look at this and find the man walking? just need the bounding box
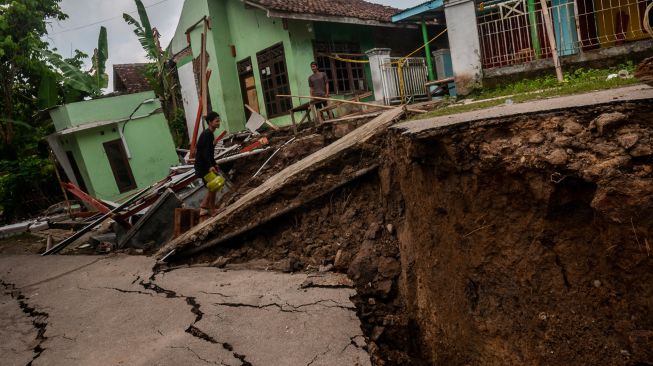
[195,111,221,217]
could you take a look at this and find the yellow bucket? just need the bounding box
[203,172,225,193]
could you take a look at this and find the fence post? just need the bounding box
[540,0,565,82]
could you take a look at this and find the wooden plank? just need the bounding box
[277,94,427,113]
[156,106,405,258]
[244,104,279,130]
[182,164,379,257]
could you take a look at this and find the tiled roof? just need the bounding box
[247,0,400,23]
[113,63,151,94]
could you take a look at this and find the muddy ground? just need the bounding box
[171,100,652,365]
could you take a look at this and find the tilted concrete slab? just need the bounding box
[0,255,370,366]
[394,84,653,137]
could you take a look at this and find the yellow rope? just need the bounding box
[326,55,370,63]
[323,28,449,103]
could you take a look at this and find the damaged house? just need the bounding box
[47,64,179,202]
[169,0,427,135]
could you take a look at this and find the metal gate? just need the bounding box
[380,57,429,105]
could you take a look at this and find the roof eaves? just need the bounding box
[391,0,445,23]
[265,9,416,28]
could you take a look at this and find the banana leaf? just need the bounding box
[42,49,97,94]
[123,2,157,60]
[37,72,59,109]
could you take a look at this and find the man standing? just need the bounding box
[309,61,329,109]
[195,111,221,217]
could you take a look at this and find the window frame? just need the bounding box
[313,42,368,96]
[256,43,292,118]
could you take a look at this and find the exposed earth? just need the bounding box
[2,85,652,366]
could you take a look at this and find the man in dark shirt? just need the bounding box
[195,111,221,216]
[309,61,329,109]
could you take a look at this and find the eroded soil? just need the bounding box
[174,100,652,365]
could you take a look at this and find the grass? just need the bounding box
[416,62,641,119]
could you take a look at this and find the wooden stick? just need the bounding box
[49,151,72,216]
[540,0,564,82]
[244,104,279,130]
[277,94,427,113]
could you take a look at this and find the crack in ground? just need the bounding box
[170,345,229,365]
[102,287,154,296]
[307,345,331,366]
[139,274,253,366]
[1,280,49,365]
[213,299,355,313]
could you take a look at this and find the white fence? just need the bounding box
[380,57,429,105]
[477,0,652,68]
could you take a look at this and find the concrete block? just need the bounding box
[0,221,32,239]
[29,221,49,233]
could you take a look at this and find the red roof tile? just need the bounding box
[113,63,151,94]
[247,0,399,23]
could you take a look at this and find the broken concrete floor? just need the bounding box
[0,254,370,366]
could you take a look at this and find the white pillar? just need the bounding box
[177,62,200,143]
[444,0,483,95]
[365,48,391,103]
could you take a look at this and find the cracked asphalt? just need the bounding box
[0,254,371,366]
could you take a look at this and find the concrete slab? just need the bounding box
[0,255,370,366]
[395,84,653,137]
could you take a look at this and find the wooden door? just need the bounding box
[238,57,259,119]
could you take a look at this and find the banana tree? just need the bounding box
[123,0,180,128]
[41,26,109,99]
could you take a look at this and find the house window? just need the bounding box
[314,41,368,95]
[103,139,137,193]
[256,43,292,118]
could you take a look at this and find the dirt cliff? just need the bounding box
[178,100,652,365]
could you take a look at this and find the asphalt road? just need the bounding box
[0,254,370,366]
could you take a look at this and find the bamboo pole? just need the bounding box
[540,0,564,82]
[276,94,427,113]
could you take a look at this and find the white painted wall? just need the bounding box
[46,134,79,187]
[178,62,201,143]
[365,48,392,103]
[444,0,482,94]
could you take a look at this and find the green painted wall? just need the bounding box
[50,92,179,202]
[70,112,178,201]
[222,2,314,127]
[51,91,160,129]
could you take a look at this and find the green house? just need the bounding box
[169,0,422,135]
[47,90,180,202]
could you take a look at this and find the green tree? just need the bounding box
[124,0,187,146]
[0,0,67,150]
[0,0,67,221]
[41,26,109,98]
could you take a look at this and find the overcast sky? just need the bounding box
[45,0,424,91]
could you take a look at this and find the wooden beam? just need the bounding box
[156,107,405,258]
[540,0,564,82]
[277,94,427,113]
[180,164,379,257]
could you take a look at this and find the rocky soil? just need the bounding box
[173,100,652,365]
